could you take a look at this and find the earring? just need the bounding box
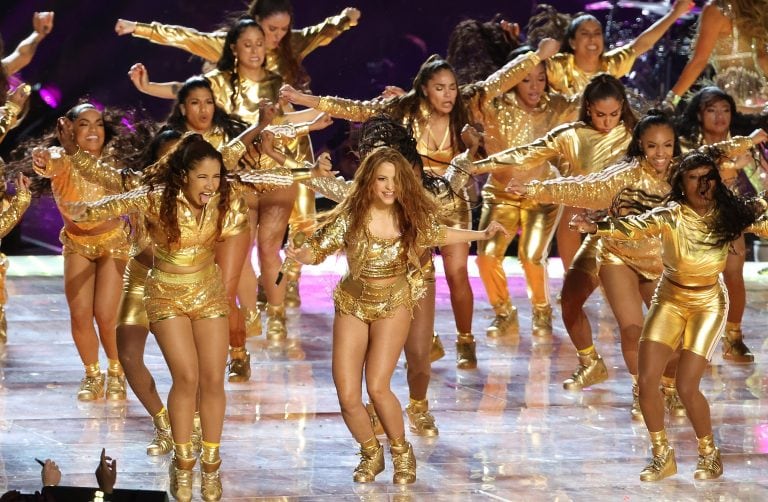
[233,55,239,68]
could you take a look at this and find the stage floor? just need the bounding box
[1,255,767,501]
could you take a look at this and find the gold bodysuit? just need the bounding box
[545,45,637,98]
[595,202,768,359]
[305,212,447,323]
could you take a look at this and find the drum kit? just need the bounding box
[584,0,702,105]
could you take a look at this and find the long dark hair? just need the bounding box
[446,16,519,86]
[0,35,7,106]
[667,151,759,247]
[143,133,230,244]
[163,76,247,139]
[676,86,737,143]
[625,110,681,160]
[578,73,637,131]
[217,19,267,114]
[562,13,601,54]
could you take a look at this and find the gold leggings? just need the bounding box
[476,197,560,308]
[334,275,413,324]
[144,264,229,323]
[641,277,727,360]
[117,258,150,329]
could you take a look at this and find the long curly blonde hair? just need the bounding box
[718,0,768,43]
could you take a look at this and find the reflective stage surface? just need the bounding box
[1,256,767,501]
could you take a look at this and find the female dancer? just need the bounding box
[0,172,31,341]
[281,42,555,367]
[30,103,131,401]
[570,151,768,481]
[546,0,692,98]
[678,87,761,362]
[666,0,768,112]
[72,134,295,501]
[287,147,507,484]
[116,0,361,306]
[507,112,765,416]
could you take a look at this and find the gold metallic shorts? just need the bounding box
[60,224,131,260]
[144,264,229,323]
[333,274,413,323]
[569,234,601,278]
[117,258,151,329]
[641,277,727,360]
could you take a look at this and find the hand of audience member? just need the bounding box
[95,448,116,494]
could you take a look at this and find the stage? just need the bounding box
[1,255,767,501]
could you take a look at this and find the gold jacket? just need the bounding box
[545,45,637,98]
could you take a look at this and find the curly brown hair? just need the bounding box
[142,133,230,244]
[318,147,439,255]
[718,0,768,45]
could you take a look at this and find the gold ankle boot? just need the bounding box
[365,403,385,436]
[405,398,438,437]
[531,304,553,337]
[170,443,196,502]
[661,384,687,417]
[191,412,202,454]
[389,438,416,484]
[429,333,445,362]
[353,438,384,483]
[147,408,173,456]
[456,333,477,369]
[722,324,754,363]
[227,347,251,383]
[630,381,643,421]
[694,435,722,480]
[256,276,267,310]
[201,443,223,501]
[562,350,608,390]
[285,279,301,308]
[106,373,126,401]
[640,430,676,482]
[266,304,287,340]
[77,363,105,401]
[486,301,518,338]
[242,307,262,338]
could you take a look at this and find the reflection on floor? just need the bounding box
[1,256,767,501]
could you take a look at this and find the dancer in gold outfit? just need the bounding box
[30,103,131,402]
[667,0,768,113]
[0,172,31,342]
[73,134,295,502]
[287,147,507,484]
[115,0,361,308]
[281,41,555,367]
[570,151,768,481]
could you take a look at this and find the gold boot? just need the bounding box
[531,304,553,337]
[722,323,754,363]
[365,403,385,436]
[285,280,301,308]
[562,348,608,390]
[266,303,287,340]
[661,384,687,418]
[694,435,723,480]
[256,276,267,310]
[429,333,445,362]
[353,437,384,483]
[486,300,518,338]
[242,307,262,338]
[227,347,251,383]
[106,360,126,401]
[77,363,105,401]
[405,398,438,437]
[200,442,223,501]
[640,430,677,482]
[170,442,196,502]
[630,378,643,421]
[456,333,477,369]
[389,437,416,484]
[147,408,173,456]
[191,411,202,454]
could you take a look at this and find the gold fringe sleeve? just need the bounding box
[304,176,350,203]
[306,212,348,264]
[317,95,386,123]
[232,168,295,193]
[78,186,153,222]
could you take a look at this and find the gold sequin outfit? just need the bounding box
[545,45,637,98]
[34,150,131,260]
[0,101,22,144]
[595,202,768,359]
[305,212,447,323]
[0,190,31,307]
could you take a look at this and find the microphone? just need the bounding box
[276,232,306,285]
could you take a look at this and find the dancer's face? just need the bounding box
[183,157,222,209]
[569,19,604,57]
[181,87,215,133]
[372,161,397,208]
[514,63,546,109]
[73,108,105,156]
[421,69,457,116]
[587,97,622,133]
[681,165,716,211]
[257,12,291,51]
[698,98,731,138]
[232,27,267,72]
[639,124,675,174]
